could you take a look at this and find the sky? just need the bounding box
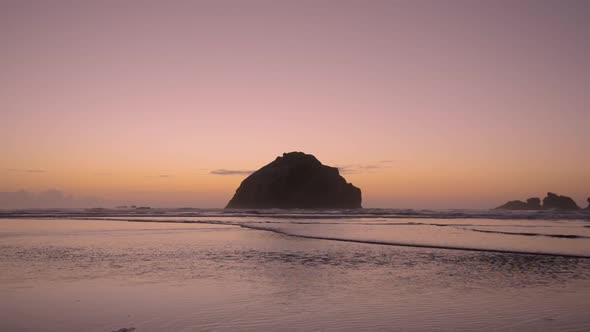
[1,0,589,209]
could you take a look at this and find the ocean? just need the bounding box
[1,208,590,331]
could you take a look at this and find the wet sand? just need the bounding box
[1,218,590,331]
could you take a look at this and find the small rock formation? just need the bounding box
[586,198,590,210]
[542,192,580,211]
[112,328,135,332]
[495,197,541,210]
[495,193,583,211]
[527,197,542,209]
[225,152,362,209]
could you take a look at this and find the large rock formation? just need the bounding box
[496,192,581,211]
[542,192,580,211]
[586,198,590,210]
[495,197,541,210]
[225,152,362,209]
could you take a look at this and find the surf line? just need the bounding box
[461,227,590,239]
[238,224,590,259]
[72,217,590,259]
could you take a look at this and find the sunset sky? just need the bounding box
[1,0,589,209]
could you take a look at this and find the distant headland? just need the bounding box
[225,152,362,209]
[496,192,589,211]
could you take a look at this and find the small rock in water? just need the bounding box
[495,193,582,211]
[112,328,135,332]
[542,192,579,210]
[494,197,541,210]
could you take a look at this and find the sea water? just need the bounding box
[1,209,590,331]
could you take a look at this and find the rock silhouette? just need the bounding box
[495,197,541,210]
[542,192,579,211]
[225,152,362,209]
[496,193,581,211]
[586,198,590,210]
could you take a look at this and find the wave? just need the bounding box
[461,228,590,239]
[64,217,590,259]
[234,224,590,259]
[3,207,589,259]
[2,207,590,221]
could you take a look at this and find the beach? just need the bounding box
[3,1,590,331]
[2,213,590,331]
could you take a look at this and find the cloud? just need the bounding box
[0,189,106,209]
[5,168,47,173]
[336,161,397,174]
[25,169,46,173]
[358,165,380,170]
[210,169,254,176]
[336,165,360,174]
[146,174,174,178]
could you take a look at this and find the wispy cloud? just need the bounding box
[210,169,254,176]
[6,168,47,173]
[336,165,360,174]
[26,169,46,173]
[146,174,174,178]
[0,189,107,209]
[336,161,397,174]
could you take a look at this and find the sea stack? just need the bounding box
[495,197,541,210]
[225,152,362,209]
[542,192,579,211]
[585,197,590,210]
[495,192,581,211]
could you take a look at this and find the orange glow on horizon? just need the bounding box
[1,1,589,208]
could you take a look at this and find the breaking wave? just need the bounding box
[2,208,589,258]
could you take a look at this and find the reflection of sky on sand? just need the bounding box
[2,219,590,331]
[84,215,590,257]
